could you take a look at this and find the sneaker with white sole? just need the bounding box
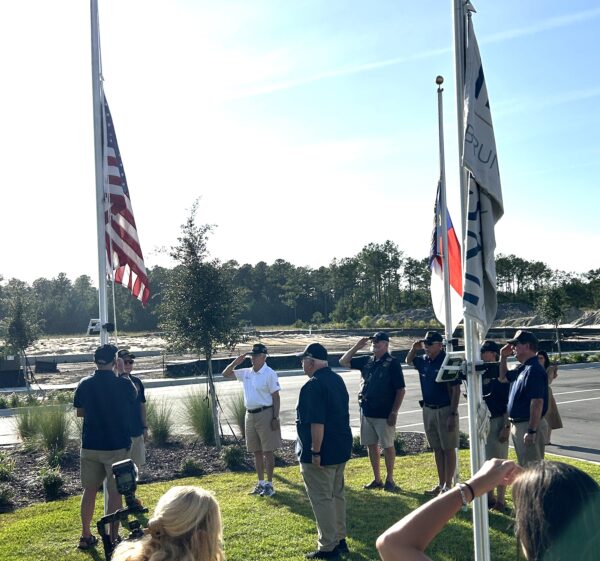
[249,483,265,495]
[261,482,275,497]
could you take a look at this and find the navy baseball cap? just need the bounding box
[370,332,389,342]
[422,331,443,344]
[297,343,328,361]
[249,343,268,355]
[94,344,118,365]
[480,340,500,354]
[507,330,538,346]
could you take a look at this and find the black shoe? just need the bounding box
[337,539,349,553]
[384,480,400,492]
[424,484,441,496]
[363,479,384,490]
[305,549,340,559]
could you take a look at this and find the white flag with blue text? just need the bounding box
[462,16,504,341]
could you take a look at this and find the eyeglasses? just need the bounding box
[124,360,135,365]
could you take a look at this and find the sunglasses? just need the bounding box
[124,360,135,365]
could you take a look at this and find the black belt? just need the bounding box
[247,405,273,414]
[424,403,447,410]
[509,417,528,424]
[491,414,507,419]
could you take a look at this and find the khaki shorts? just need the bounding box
[485,416,509,460]
[423,405,459,450]
[359,413,395,449]
[80,448,129,493]
[511,419,547,466]
[127,435,146,469]
[245,408,282,453]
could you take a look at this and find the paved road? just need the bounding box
[2,363,599,464]
[146,362,600,463]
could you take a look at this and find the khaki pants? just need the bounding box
[511,419,547,466]
[485,416,509,460]
[128,435,146,470]
[300,462,347,552]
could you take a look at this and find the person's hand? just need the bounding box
[143,428,149,441]
[356,337,370,349]
[500,344,513,358]
[498,425,510,443]
[411,340,424,351]
[467,459,522,498]
[234,354,248,366]
[115,357,125,374]
[312,454,322,468]
[387,411,398,427]
[271,418,280,431]
[524,432,536,447]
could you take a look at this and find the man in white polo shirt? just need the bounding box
[223,343,282,496]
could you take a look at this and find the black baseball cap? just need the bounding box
[297,343,328,361]
[117,349,136,360]
[507,330,538,346]
[370,332,389,342]
[94,344,118,365]
[480,340,500,354]
[249,343,268,355]
[422,331,443,344]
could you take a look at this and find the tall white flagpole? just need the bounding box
[435,76,454,351]
[452,2,490,561]
[90,0,112,520]
[90,0,109,346]
[436,75,461,487]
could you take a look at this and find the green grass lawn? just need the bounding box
[2,451,599,561]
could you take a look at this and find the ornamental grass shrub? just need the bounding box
[14,407,42,441]
[227,391,246,439]
[38,406,70,455]
[182,389,215,445]
[145,396,174,446]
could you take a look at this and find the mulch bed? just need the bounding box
[1,432,429,512]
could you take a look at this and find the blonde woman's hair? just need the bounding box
[112,486,225,561]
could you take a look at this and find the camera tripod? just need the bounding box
[97,498,148,561]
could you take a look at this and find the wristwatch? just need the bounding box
[527,428,537,434]
[310,450,321,456]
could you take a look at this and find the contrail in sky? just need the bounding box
[229,7,600,100]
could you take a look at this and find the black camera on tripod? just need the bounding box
[97,459,148,561]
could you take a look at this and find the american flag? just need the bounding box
[103,94,150,306]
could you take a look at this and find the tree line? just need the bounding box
[1,249,599,338]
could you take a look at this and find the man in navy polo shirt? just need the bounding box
[73,344,137,550]
[406,331,460,495]
[480,339,510,511]
[499,330,548,466]
[297,343,352,559]
[339,331,405,491]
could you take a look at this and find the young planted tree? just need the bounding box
[5,296,40,389]
[160,201,243,450]
[536,286,569,357]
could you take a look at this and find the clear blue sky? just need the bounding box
[1,0,598,284]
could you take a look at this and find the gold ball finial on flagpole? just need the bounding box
[436,75,444,85]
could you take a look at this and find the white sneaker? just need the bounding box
[249,483,264,495]
[261,482,275,497]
